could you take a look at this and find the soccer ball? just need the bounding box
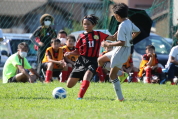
[52,87,67,99]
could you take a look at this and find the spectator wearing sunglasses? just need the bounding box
[30,14,57,78]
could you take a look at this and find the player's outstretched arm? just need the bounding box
[102,40,125,47]
[106,31,118,41]
[64,49,80,57]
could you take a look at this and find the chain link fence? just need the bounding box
[0,0,177,78]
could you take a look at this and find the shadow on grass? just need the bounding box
[16,97,52,100]
[83,97,168,104]
[84,97,115,101]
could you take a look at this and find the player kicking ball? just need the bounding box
[64,14,117,100]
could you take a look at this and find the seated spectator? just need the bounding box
[122,54,139,82]
[62,35,79,82]
[57,30,67,47]
[42,38,68,83]
[165,45,178,85]
[3,42,42,83]
[97,41,113,82]
[138,45,162,83]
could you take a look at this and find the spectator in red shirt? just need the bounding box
[64,14,117,100]
[138,45,162,83]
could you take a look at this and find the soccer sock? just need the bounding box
[78,80,90,98]
[97,67,105,82]
[156,67,162,73]
[132,72,138,82]
[146,68,151,83]
[45,70,52,82]
[61,71,68,82]
[111,78,124,100]
[103,73,106,82]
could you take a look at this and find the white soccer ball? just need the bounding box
[173,77,178,83]
[52,87,67,99]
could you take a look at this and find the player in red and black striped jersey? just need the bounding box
[64,14,117,99]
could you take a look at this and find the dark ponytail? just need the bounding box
[82,14,99,25]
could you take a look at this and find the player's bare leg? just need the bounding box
[67,77,80,88]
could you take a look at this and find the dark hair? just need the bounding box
[18,42,29,50]
[58,30,67,36]
[112,3,128,18]
[67,35,76,42]
[146,45,155,50]
[51,38,61,44]
[82,14,99,25]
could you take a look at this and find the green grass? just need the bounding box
[0,81,178,119]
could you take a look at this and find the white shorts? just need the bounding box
[105,46,131,69]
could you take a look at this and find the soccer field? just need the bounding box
[0,81,178,119]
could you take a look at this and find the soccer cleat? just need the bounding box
[119,98,124,102]
[77,97,83,100]
[118,72,128,83]
[115,98,125,102]
[44,81,50,83]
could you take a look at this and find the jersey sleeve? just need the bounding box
[99,31,109,42]
[46,50,52,59]
[76,35,82,49]
[117,25,126,41]
[24,58,31,69]
[12,56,22,67]
[132,23,140,32]
[32,26,41,37]
[170,47,177,58]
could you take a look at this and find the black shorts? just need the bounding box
[8,76,17,83]
[70,56,98,79]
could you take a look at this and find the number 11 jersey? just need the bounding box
[76,31,109,58]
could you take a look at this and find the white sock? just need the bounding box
[111,78,124,100]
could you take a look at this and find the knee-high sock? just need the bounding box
[146,68,151,83]
[156,67,162,73]
[111,78,124,100]
[61,71,68,82]
[45,70,52,82]
[132,72,138,82]
[97,67,105,82]
[78,80,90,98]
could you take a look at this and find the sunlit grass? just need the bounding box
[0,81,178,119]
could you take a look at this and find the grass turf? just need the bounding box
[0,81,178,119]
